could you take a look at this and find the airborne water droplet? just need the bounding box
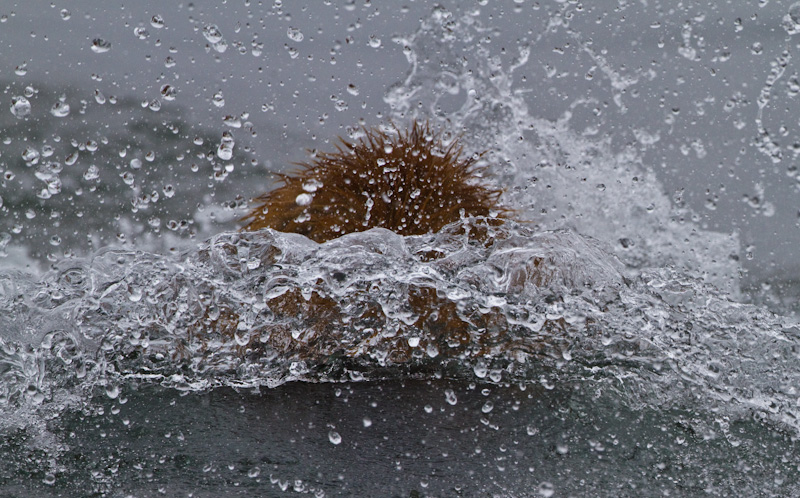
[217,132,235,160]
[50,101,70,117]
[328,431,342,445]
[203,24,223,44]
[91,38,112,53]
[134,26,149,40]
[10,96,31,119]
[287,27,304,42]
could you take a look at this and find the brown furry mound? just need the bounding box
[241,122,508,241]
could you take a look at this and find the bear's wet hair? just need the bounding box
[242,121,509,241]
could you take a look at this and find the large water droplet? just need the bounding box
[50,101,70,117]
[10,96,31,119]
[217,132,234,160]
[22,146,40,164]
[328,431,342,445]
[785,3,800,34]
[203,24,223,44]
[287,27,304,42]
[91,38,112,53]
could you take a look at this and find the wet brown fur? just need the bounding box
[241,122,510,242]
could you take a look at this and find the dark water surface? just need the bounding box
[2,379,796,497]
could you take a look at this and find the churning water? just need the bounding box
[2,2,800,497]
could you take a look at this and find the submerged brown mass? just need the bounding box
[241,122,508,242]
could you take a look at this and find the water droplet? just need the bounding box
[164,56,176,68]
[223,115,242,128]
[203,24,223,44]
[346,84,359,96]
[22,146,40,164]
[481,401,494,413]
[105,383,120,399]
[785,3,800,34]
[14,62,27,76]
[83,165,100,181]
[444,389,457,405]
[538,481,555,497]
[212,91,225,108]
[217,132,235,160]
[362,417,372,428]
[10,96,31,119]
[134,26,149,40]
[91,38,112,53]
[60,9,71,20]
[368,35,381,48]
[151,15,165,29]
[50,101,70,117]
[295,193,313,206]
[287,27,304,42]
[247,467,260,478]
[328,431,342,445]
[160,84,177,101]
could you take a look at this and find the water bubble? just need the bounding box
[10,96,31,119]
[42,473,56,486]
[368,35,381,48]
[14,62,27,76]
[91,38,112,53]
[134,26,149,39]
[481,401,494,413]
[50,101,70,117]
[328,431,342,445]
[151,15,165,29]
[444,389,458,405]
[164,56,176,68]
[287,27,304,42]
[60,9,71,20]
[203,24,223,44]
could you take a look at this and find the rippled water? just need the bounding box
[3,4,800,497]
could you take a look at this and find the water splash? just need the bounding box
[385,7,741,295]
